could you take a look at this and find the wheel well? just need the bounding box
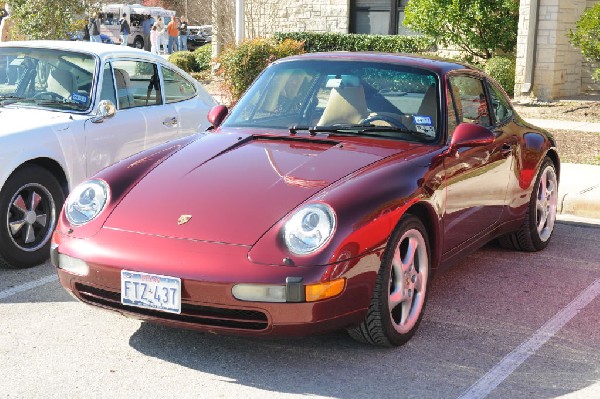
[405,202,440,274]
[14,158,69,197]
[545,149,560,182]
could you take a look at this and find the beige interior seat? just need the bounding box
[47,69,75,99]
[318,86,369,126]
[113,68,135,109]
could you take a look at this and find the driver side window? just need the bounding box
[447,75,490,138]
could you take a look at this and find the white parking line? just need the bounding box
[0,274,59,300]
[458,277,600,399]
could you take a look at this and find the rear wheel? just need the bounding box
[498,157,558,251]
[348,215,430,346]
[0,165,65,268]
[133,36,144,49]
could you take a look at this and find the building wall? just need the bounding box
[244,0,349,39]
[516,0,599,100]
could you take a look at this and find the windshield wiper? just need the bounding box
[289,124,422,138]
[0,95,27,105]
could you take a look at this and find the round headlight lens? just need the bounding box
[284,204,336,255]
[65,179,110,225]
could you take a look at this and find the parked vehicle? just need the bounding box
[99,3,175,49]
[53,52,559,346]
[0,40,216,268]
[187,25,212,51]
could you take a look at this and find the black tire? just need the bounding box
[348,214,431,347]
[133,36,144,49]
[0,165,65,268]
[498,157,558,252]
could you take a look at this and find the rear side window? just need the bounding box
[111,60,162,109]
[162,67,197,103]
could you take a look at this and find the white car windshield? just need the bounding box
[0,47,96,111]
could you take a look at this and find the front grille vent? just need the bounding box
[74,283,269,331]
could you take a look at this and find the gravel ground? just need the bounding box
[513,99,600,165]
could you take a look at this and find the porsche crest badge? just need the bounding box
[177,215,192,225]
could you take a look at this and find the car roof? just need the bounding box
[277,52,476,75]
[0,40,165,63]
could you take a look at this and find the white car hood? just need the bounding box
[0,107,76,136]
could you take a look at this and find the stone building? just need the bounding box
[515,0,599,100]
[212,0,598,99]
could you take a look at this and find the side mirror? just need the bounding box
[208,104,228,128]
[448,123,495,154]
[91,100,116,124]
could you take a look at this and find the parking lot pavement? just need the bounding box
[0,221,598,398]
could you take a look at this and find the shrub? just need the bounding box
[168,51,197,73]
[484,56,516,97]
[273,32,434,54]
[193,44,212,71]
[217,38,304,101]
[569,4,600,81]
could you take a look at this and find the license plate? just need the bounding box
[121,270,181,314]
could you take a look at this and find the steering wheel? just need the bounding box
[33,92,65,101]
[361,113,409,130]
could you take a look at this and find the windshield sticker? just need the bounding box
[416,125,435,136]
[414,116,432,125]
[71,93,88,105]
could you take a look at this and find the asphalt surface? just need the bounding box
[0,221,599,398]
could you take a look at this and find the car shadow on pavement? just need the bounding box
[128,224,600,399]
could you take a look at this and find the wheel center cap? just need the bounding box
[25,211,37,225]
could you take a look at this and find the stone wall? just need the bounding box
[244,0,349,39]
[516,0,599,100]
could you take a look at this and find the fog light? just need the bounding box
[305,278,345,302]
[57,254,90,276]
[232,284,286,302]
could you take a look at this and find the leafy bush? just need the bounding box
[569,4,600,81]
[217,38,304,101]
[193,44,212,71]
[484,56,516,97]
[273,32,434,53]
[404,0,519,60]
[168,51,197,73]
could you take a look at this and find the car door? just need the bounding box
[442,73,515,253]
[85,59,179,176]
[158,65,215,141]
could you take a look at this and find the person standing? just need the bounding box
[167,16,178,54]
[119,13,130,46]
[178,16,188,51]
[155,16,165,54]
[150,24,159,54]
[141,15,152,51]
[89,13,102,43]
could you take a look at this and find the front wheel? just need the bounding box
[348,215,430,346]
[0,165,65,268]
[133,36,144,49]
[498,157,558,252]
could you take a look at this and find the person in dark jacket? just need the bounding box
[89,13,101,43]
[119,13,130,46]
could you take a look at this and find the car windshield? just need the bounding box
[0,47,96,111]
[224,59,440,143]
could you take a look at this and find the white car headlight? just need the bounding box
[65,179,110,225]
[283,204,336,255]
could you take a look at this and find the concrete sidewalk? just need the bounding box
[558,163,600,223]
[525,118,600,133]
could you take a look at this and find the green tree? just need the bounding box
[569,4,600,81]
[404,0,519,60]
[8,0,85,40]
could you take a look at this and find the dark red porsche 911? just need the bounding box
[52,52,559,346]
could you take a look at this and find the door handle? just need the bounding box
[163,117,178,127]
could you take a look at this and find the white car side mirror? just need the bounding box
[91,100,117,123]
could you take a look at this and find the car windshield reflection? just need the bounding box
[0,47,96,112]
[223,59,440,143]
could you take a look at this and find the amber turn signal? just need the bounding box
[305,278,345,302]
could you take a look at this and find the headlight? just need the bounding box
[65,179,110,225]
[283,203,336,255]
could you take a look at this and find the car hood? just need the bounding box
[0,107,75,136]
[104,131,425,245]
